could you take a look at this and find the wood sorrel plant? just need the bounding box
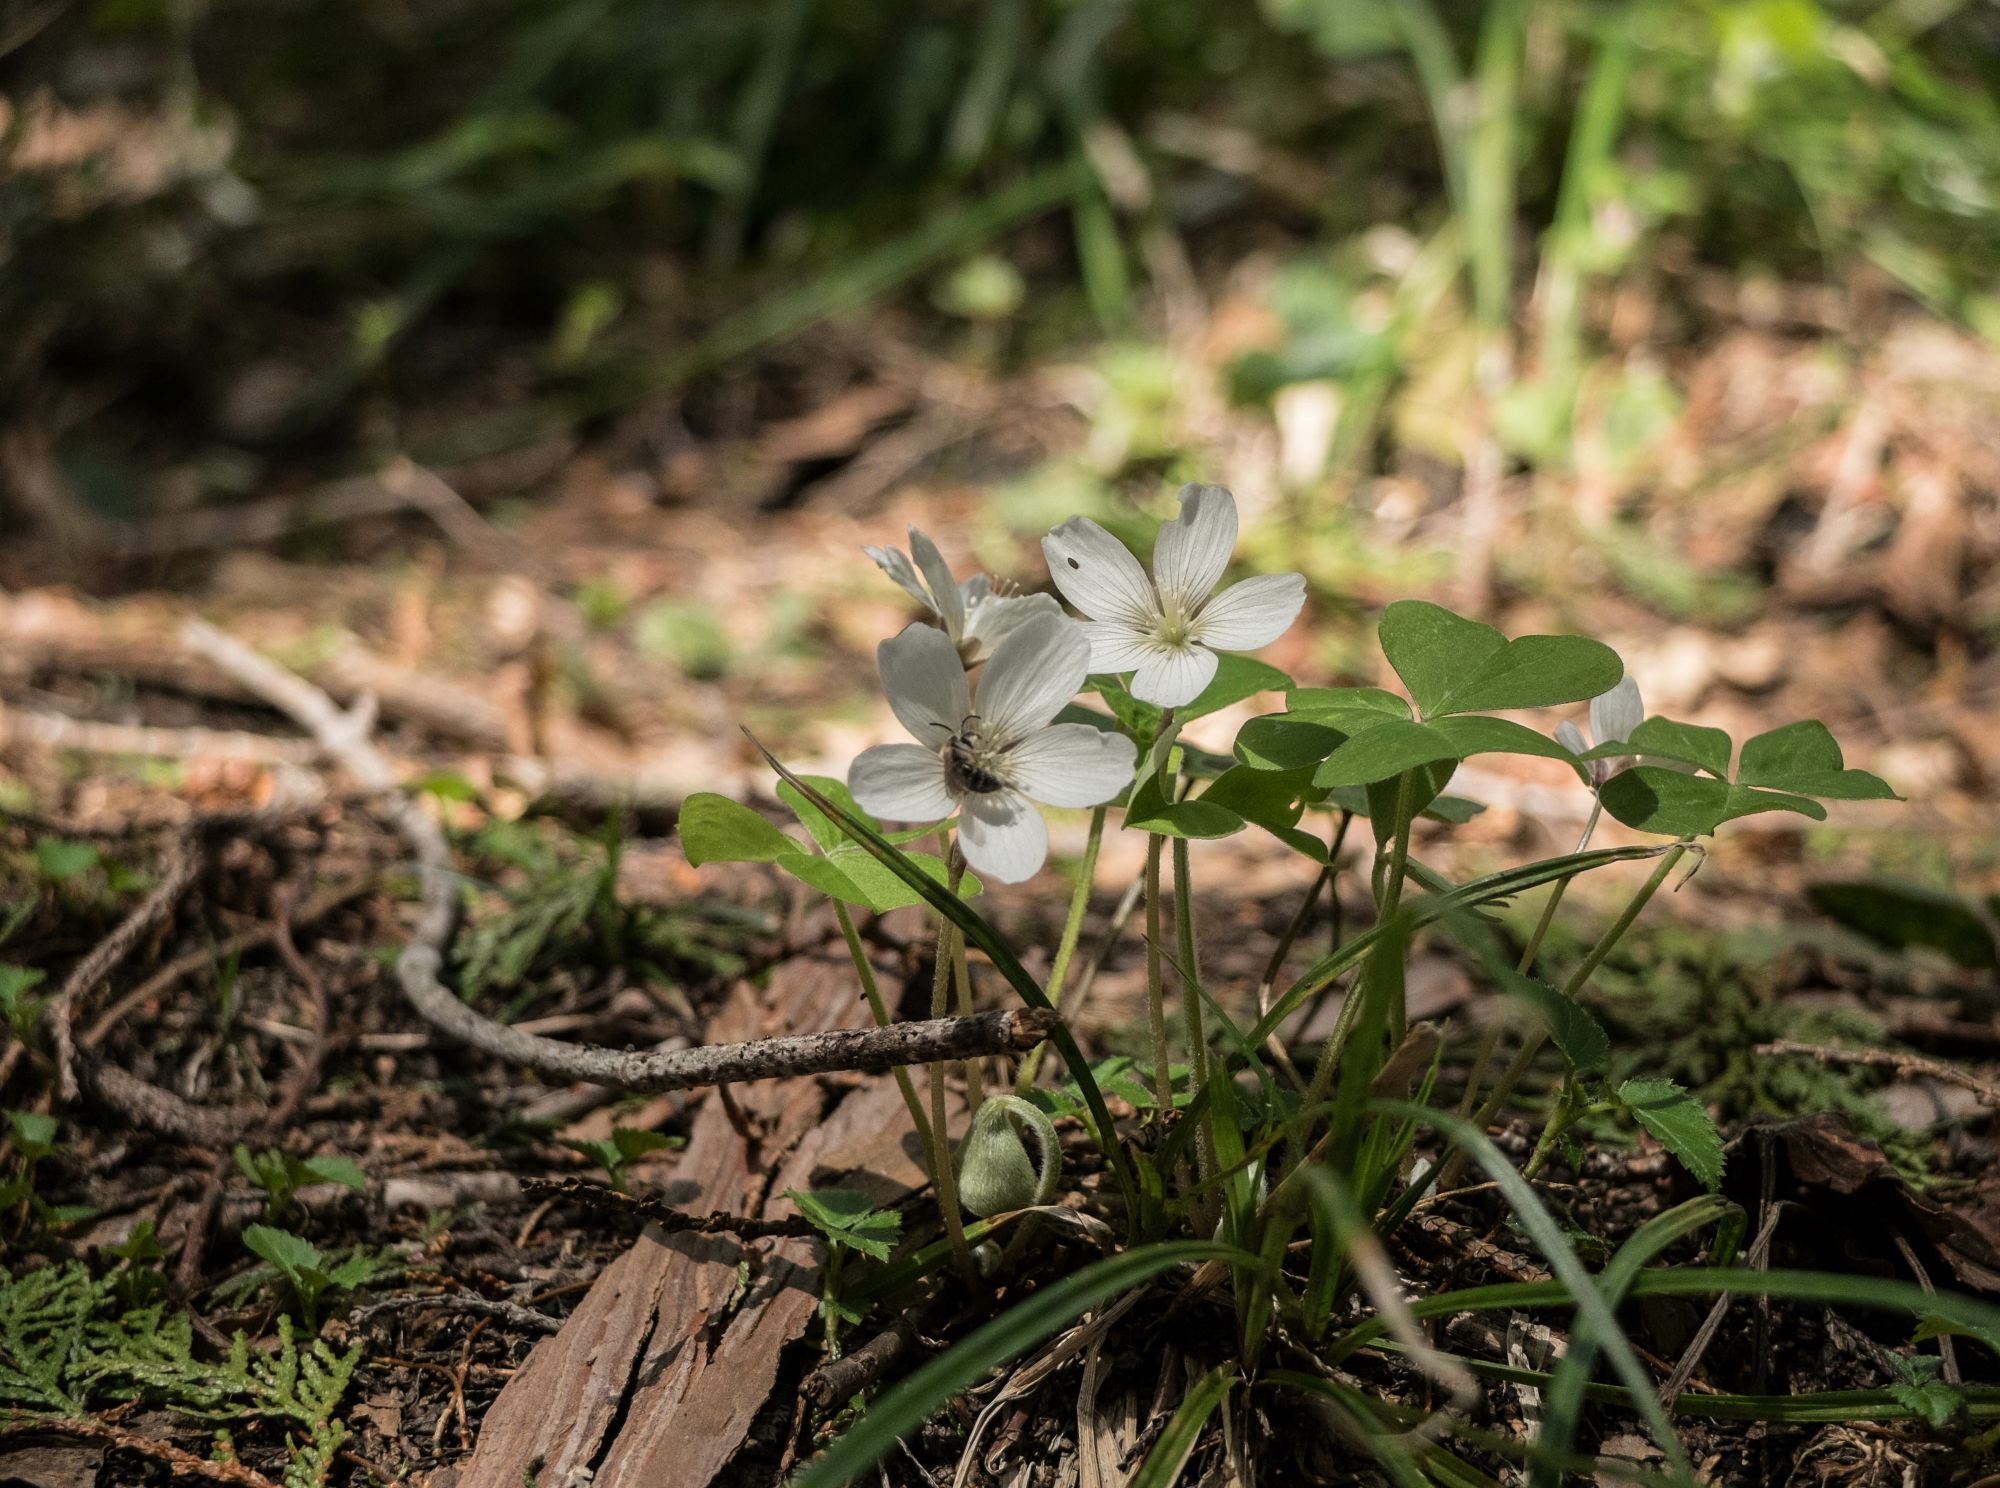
[689,483,1920,1486]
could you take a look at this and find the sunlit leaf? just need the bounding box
[1619,1078,1724,1191]
[678,793,798,865]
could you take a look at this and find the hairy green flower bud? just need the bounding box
[954,1095,1060,1218]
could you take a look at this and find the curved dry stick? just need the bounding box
[180,619,1052,1091]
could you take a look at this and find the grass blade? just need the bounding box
[1129,1364,1233,1488]
[790,1241,1249,1488]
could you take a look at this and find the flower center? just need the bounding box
[941,722,1010,795]
[1154,607,1194,649]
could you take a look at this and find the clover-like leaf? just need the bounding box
[1199,766,1327,860]
[1736,722,1898,802]
[1629,717,1732,777]
[777,848,976,911]
[1428,714,1586,774]
[1282,686,1412,729]
[1312,720,1461,789]
[1125,772,1245,839]
[1600,767,1730,837]
[1235,716,1345,771]
[1378,601,1622,717]
[679,793,798,865]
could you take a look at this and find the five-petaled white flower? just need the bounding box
[1555,677,1644,788]
[1041,484,1306,708]
[866,528,1061,667]
[848,611,1136,883]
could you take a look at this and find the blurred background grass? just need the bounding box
[4,0,1998,879]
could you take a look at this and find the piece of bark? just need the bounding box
[457,958,947,1487]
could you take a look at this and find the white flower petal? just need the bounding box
[1081,619,1157,672]
[878,622,971,742]
[974,612,1091,740]
[1151,484,1238,616]
[1190,572,1305,651]
[1129,645,1218,708]
[1042,518,1159,629]
[957,789,1049,883]
[1588,677,1643,746]
[964,591,1061,653]
[849,744,955,822]
[1006,724,1136,807]
[907,528,965,639]
[1554,719,1587,756]
[865,543,934,611]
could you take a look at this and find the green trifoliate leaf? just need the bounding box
[777,849,975,912]
[1736,721,1899,802]
[1125,772,1245,839]
[1199,766,1327,861]
[778,776,891,851]
[679,794,798,866]
[1428,714,1587,774]
[1234,715,1345,771]
[1600,767,1730,837]
[1282,686,1412,729]
[1180,654,1293,721]
[1378,600,1623,716]
[1719,785,1826,826]
[243,1224,324,1279]
[1618,1078,1723,1191]
[1629,717,1732,777]
[1808,879,2000,971]
[1361,758,1459,850]
[1311,720,1460,788]
[1322,784,1486,824]
[1499,971,1609,1075]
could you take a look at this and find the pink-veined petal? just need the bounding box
[848,744,955,822]
[974,612,1091,740]
[1190,572,1305,651]
[1151,484,1238,616]
[877,622,971,742]
[1081,619,1157,673]
[1588,677,1643,746]
[1041,518,1158,629]
[1129,645,1219,708]
[956,789,1049,883]
[907,528,965,639]
[1006,723,1136,808]
[865,543,934,611]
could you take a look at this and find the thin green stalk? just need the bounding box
[1466,0,1525,330]
[1517,799,1602,975]
[1376,772,1417,1040]
[1173,834,1219,1209]
[1461,840,1692,1165]
[929,854,979,1289]
[1015,805,1107,1096]
[832,899,935,1163]
[1144,831,1171,1113]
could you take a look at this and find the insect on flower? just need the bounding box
[1041,484,1306,708]
[848,612,1136,882]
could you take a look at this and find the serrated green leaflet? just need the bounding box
[1619,1077,1724,1191]
[1497,969,1608,1074]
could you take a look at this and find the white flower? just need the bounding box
[1556,677,1644,788]
[848,612,1136,883]
[1040,484,1306,708]
[865,527,1061,666]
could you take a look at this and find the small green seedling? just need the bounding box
[560,1127,683,1191]
[241,1225,394,1326]
[0,966,46,1042]
[233,1146,367,1222]
[1887,1352,1964,1427]
[788,1188,901,1350]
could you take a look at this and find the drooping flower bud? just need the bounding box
[955,1095,1060,1218]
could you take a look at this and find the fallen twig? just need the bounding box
[2,1415,279,1488]
[49,825,204,1101]
[350,1292,565,1337]
[1755,1039,2000,1110]
[519,1175,817,1238]
[182,618,1056,1093]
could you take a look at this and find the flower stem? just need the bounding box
[929,852,980,1289]
[1144,830,1172,1112]
[1516,799,1601,975]
[1173,834,1220,1214]
[1452,839,1691,1185]
[1015,805,1107,1097]
[831,899,935,1162]
[1376,771,1416,1039]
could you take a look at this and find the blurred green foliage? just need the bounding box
[9,0,2000,508]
